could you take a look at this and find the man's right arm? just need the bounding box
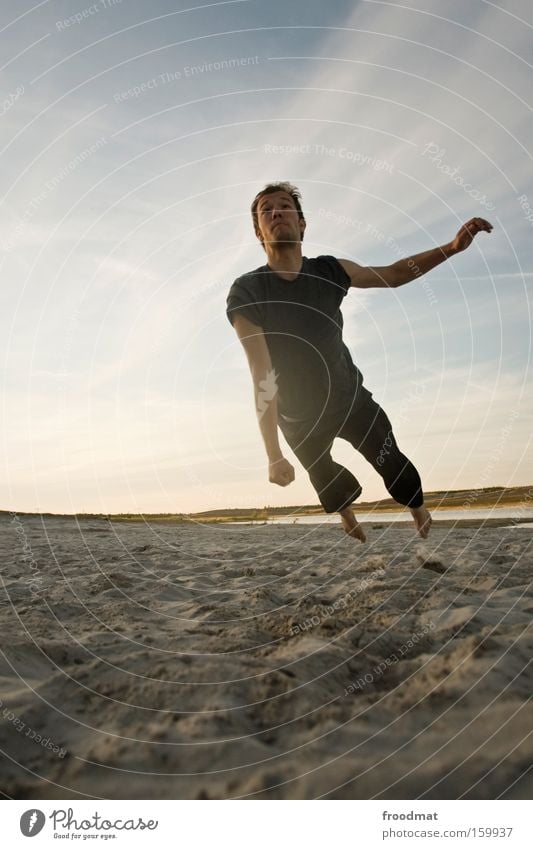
[232,313,295,487]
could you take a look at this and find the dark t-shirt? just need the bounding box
[226,255,364,425]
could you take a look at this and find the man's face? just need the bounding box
[255,191,306,248]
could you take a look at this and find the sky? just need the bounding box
[1,0,532,514]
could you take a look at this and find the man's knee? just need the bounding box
[316,473,362,513]
[292,435,335,474]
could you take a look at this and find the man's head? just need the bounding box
[251,181,306,251]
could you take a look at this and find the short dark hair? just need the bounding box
[251,182,306,244]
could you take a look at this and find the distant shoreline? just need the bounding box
[2,485,531,525]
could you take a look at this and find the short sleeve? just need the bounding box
[315,255,352,308]
[226,279,265,328]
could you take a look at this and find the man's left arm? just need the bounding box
[339,216,493,289]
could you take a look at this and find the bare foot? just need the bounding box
[410,504,432,538]
[339,506,366,543]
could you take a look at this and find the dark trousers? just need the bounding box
[279,388,424,513]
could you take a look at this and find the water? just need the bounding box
[239,507,533,525]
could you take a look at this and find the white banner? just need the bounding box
[2,800,529,847]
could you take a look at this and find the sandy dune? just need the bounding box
[0,514,531,799]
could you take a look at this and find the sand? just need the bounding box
[0,513,531,800]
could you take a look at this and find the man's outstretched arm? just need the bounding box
[231,313,295,487]
[338,216,493,289]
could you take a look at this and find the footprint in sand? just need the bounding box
[416,550,448,574]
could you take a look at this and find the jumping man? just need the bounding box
[226,182,493,542]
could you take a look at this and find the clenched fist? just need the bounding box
[268,456,295,487]
[450,217,493,253]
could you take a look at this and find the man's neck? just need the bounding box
[265,245,303,281]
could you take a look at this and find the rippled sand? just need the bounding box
[0,515,531,799]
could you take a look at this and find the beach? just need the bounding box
[0,513,531,800]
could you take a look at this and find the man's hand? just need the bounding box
[450,217,493,253]
[339,216,494,290]
[269,456,295,487]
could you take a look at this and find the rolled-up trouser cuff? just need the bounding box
[401,488,424,510]
[386,466,424,509]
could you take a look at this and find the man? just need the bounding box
[226,182,492,542]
